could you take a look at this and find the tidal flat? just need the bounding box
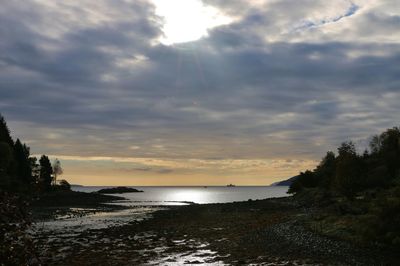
[30,193,400,266]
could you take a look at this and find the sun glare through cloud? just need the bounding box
[151,0,232,45]
[2,0,400,187]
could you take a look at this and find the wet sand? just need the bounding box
[31,196,399,265]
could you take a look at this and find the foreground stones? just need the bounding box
[32,197,400,265]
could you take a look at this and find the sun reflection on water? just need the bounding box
[172,189,210,203]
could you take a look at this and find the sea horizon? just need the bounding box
[71,184,283,187]
[73,185,290,205]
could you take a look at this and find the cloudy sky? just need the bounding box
[1,0,399,185]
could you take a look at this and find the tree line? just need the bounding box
[0,114,67,193]
[289,127,400,197]
[288,127,400,248]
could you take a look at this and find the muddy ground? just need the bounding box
[30,195,400,265]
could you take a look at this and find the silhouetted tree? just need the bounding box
[52,158,63,185]
[337,141,357,157]
[0,114,67,193]
[315,151,336,189]
[0,114,17,189]
[289,128,400,199]
[334,142,364,198]
[14,139,33,188]
[372,128,400,181]
[0,142,13,189]
[288,170,317,194]
[39,155,53,192]
[365,128,400,188]
[0,114,14,147]
[369,134,383,154]
[288,178,302,194]
[30,157,40,186]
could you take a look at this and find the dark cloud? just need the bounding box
[0,0,399,162]
[118,167,173,174]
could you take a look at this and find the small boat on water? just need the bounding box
[227,184,236,187]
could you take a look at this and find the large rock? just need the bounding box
[96,187,143,194]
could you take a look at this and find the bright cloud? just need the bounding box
[152,0,232,44]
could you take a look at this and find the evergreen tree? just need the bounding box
[334,142,363,198]
[39,155,53,192]
[0,114,16,189]
[0,114,14,146]
[30,157,40,185]
[315,151,336,189]
[288,170,317,194]
[375,128,400,180]
[0,114,64,193]
[14,139,33,188]
[0,142,13,188]
[289,128,400,198]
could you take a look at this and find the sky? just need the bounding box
[1,0,399,185]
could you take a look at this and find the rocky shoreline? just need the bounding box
[30,190,125,221]
[31,196,399,265]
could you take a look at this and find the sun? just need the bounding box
[151,0,232,45]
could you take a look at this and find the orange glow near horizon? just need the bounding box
[47,155,318,186]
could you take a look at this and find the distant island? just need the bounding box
[96,187,143,194]
[226,184,236,187]
[272,175,299,186]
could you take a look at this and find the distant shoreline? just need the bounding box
[71,185,282,187]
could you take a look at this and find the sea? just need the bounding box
[72,186,290,206]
